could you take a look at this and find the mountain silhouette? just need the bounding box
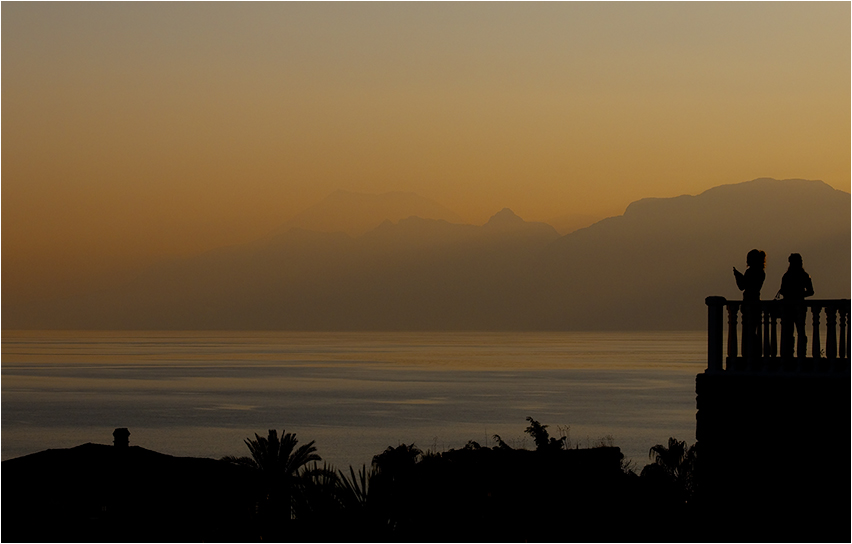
[7,178,848,330]
[483,208,560,238]
[546,211,606,236]
[524,178,850,329]
[268,190,467,237]
[486,207,526,228]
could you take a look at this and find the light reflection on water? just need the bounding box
[2,331,704,470]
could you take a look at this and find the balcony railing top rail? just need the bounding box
[705,296,850,374]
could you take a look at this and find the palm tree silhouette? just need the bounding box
[647,437,688,481]
[223,429,321,476]
[222,429,321,535]
[337,463,378,510]
[643,437,697,502]
[290,461,345,530]
[336,463,392,537]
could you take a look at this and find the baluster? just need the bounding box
[811,305,822,359]
[706,297,725,373]
[840,307,849,360]
[763,305,771,360]
[741,303,753,368]
[795,304,807,360]
[754,303,762,367]
[825,305,837,360]
[727,303,739,366]
[739,302,761,369]
[770,303,778,358]
[780,302,793,360]
[846,304,851,360]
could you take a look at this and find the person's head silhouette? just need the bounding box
[788,253,803,269]
[747,249,766,270]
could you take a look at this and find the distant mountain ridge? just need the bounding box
[524,178,850,329]
[269,189,467,237]
[7,178,849,331]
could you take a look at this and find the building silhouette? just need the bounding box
[696,296,850,541]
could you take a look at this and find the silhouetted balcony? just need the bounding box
[704,296,851,374]
[697,297,850,539]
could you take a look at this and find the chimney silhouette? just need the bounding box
[113,428,130,448]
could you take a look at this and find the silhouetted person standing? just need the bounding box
[776,253,814,358]
[733,249,766,359]
[733,249,766,303]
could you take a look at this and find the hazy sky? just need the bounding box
[3,2,850,302]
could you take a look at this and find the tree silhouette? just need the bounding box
[290,461,345,532]
[646,437,687,480]
[371,443,421,478]
[492,433,513,450]
[641,437,697,503]
[226,429,321,476]
[222,429,321,536]
[524,416,567,452]
[337,463,377,510]
[369,443,422,532]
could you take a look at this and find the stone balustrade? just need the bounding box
[705,296,850,373]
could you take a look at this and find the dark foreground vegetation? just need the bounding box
[1,418,845,542]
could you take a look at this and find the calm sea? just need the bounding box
[1,331,705,470]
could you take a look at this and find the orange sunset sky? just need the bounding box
[3,2,850,304]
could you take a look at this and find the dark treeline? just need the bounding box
[218,419,700,542]
[0,418,840,542]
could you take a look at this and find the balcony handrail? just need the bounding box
[705,296,851,374]
[721,299,850,308]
